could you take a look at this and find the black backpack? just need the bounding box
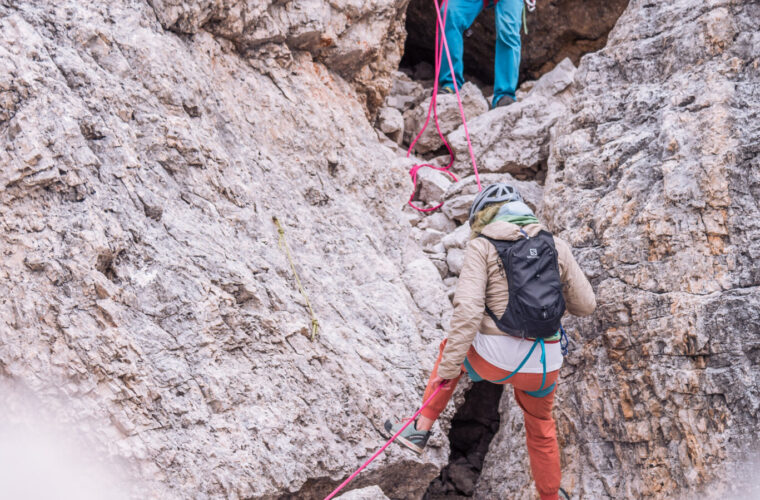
[480,230,566,339]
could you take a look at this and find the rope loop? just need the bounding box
[406,0,482,213]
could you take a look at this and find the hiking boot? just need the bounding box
[492,95,515,108]
[438,85,455,95]
[382,419,430,455]
[559,487,570,500]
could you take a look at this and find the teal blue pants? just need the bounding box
[438,0,523,106]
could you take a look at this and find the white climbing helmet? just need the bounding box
[468,183,523,225]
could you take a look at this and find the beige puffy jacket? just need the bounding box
[437,220,596,379]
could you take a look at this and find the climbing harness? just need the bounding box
[406,0,482,213]
[463,336,556,398]
[462,321,571,399]
[323,382,448,500]
[273,217,320,341]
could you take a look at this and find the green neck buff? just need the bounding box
[491,213,540,226]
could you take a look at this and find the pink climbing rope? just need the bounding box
[406,0,482,212]
[324,2,482,494]
[323,382,448,500]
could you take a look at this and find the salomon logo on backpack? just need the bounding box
[480,231,566,338]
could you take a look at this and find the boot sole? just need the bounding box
[395,435,425,455]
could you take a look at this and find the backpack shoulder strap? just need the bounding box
[477,234,526,338]
[536,229,557,247]
[477,234,522,253]
[535,230,561,274]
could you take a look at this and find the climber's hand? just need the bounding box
[430,374,449,388]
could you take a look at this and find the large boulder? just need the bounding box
[448,58,577,180]
[404,82,489,153]
[149,0,411,114]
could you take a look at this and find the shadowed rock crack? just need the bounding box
[424,382,504,499]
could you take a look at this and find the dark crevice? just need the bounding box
[424,382,504,499]
[402,0,630,86]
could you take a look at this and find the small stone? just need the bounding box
[416,167,453,205]
[418,212,456,233]
[441,222,471,250]
[401,206,425,227]
[446,248,466,276]
[442,194,474,224]
[336,485,390,500]
[376,106,404,144]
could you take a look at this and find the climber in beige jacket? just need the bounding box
[383,182,595,500]
[437,216,596,379]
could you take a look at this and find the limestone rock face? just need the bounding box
[2,0,760,499]
[149,0,410,114]
[476,1,760,499]
[404,0,628,84]
[0,1,454,498]
[448,57,576,180]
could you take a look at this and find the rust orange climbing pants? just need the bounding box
[420,339,562,500]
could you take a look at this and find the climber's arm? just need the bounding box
[554,236,596,316]
[437,238,490,379]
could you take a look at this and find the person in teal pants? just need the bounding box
[438,0,524,108]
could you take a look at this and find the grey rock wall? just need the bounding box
[2,0,759,499]
[0,1,453,498]
[148,0,411,114]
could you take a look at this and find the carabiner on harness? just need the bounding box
[559,325,569,356]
